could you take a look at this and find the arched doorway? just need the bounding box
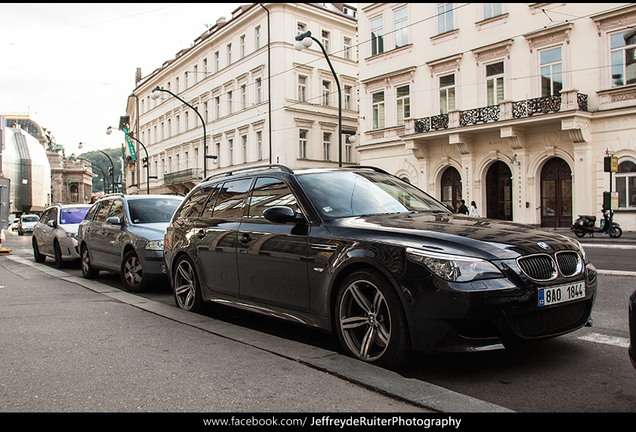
[540,157,572,228]
[441,167,462,212]
[486,161,513,220]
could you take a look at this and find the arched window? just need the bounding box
[616,160,636,208]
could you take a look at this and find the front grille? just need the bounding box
[555,251,582,277]
[506,300,589,338]
[518,255,556,280]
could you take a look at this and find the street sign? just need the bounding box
[122,126,136,162]
[604,156,618,173]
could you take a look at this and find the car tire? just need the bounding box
[173,255,206,313]
[81,245,99,279]
[335,269,411,368]
[32,238,46,263]
[121,250,146,293]
[54,240,66,269]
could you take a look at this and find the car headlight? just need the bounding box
[406,247,504,282]
[145,240,164,251]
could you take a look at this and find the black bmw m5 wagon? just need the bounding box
[164,165,597,367]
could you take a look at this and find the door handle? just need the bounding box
[239,233,251,244]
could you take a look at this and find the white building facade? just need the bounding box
[357,3,636,231]
[122,3,358,196]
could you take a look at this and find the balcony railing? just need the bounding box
[413,90,588,134]
[163,168,201,184]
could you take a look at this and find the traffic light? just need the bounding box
[142,157,148,168]
[108,166,113,175]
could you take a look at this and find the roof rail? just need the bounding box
[97,193,125,199]
[351,166,391,175]
[202,164,293,182]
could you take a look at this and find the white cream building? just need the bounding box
[357,3,636,231]
[121,3,358,196]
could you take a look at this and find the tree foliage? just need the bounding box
[76,148,123,193]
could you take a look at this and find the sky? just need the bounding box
[1,3,240,155]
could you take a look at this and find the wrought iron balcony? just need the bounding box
[413,91,588,134]
[163,168,201,184]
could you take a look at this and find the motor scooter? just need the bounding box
[572,209,622,238]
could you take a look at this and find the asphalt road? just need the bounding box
[1,229,635,415]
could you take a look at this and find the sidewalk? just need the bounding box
[0,254,511,415]
[540,227,636,243]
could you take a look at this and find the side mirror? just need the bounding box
[263,206,302,224]
[106,216,122,225]
[47,220,56,228]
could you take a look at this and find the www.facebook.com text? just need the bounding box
[202,415,462,428]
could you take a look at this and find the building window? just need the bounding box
[323,132,331,160]
[227,43,232,65]
[216,143,221,166]
[256,131,263,160]
[396,85,410,125]
[540,47,562,96]
[215,96,220,119]
[345,142,352,163]
[439,73,456,114]
[616,160,636,208]
[322,30,330,54]
[240,35,246,58]
[255,26,261,50]
[176,115,180,134]
[204,102,208,123]
[167,119,171,138]
[372,91,385,129]
[344,85,352,110]
[297,22,307,36]
[214,51,220,72]
[228,139,234,165]
[160,122,164,141]
[483,3,502,19]
[437,3,454,35]
[299,130,308,158]
[228,90,233,114]
[610,30,636,87]
[242,135,248,163]
[343,37,352,60]
[185,111,189,131]
[371,16,384,55]
[298,76,307,102]
[486,61,504,105]
[256,78,262,104]
[193,65,198,84]
[175,77,180,93]
[203,58,208,76]
[394,6,408,48]
[241,84,247,110]
[322,80,331,106]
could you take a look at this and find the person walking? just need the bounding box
[469,201,479,217]
[458,200,469,215]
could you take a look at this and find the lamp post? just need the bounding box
[106,126,156,194]
[78,142,115,193]
[151,86,216,178]
[294,30,356,167]
[75,157,111,195]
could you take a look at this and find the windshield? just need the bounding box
[127,198,183,223]
[60,207,90,224]
[296,170,449,219]
[22,216,39,222]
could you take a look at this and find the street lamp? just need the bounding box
[151,86,216,178]
[78,142,115,193]
[106,126,156,194]
[294,30,356,167]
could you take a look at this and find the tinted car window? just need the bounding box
[46,208,57,224]
[247,177,298,219]
[212,179,252,219]
[93,200,113,223]
[178,185,216,218]
[296,171,448,219]
[60,207,90,224]
[108,199,125,220]
[200,184,220,218]
[40,209,52,223]
[128,198,182,223]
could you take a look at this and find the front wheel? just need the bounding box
[610,225,623,238]
[121,250,146,293]
[32,238,46,263]
[335,269,410,368]
[173,256,205,313]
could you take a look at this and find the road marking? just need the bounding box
[578,333,630,348]
[597,269,636,277]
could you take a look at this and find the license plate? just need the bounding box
[538,282,585,307]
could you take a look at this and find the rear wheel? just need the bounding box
[335,269,411,367]
[573,228,585,238]
[173,256,205,313]
[81,245,99,279]
[121,250,146,293]
[610,226,623,238]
